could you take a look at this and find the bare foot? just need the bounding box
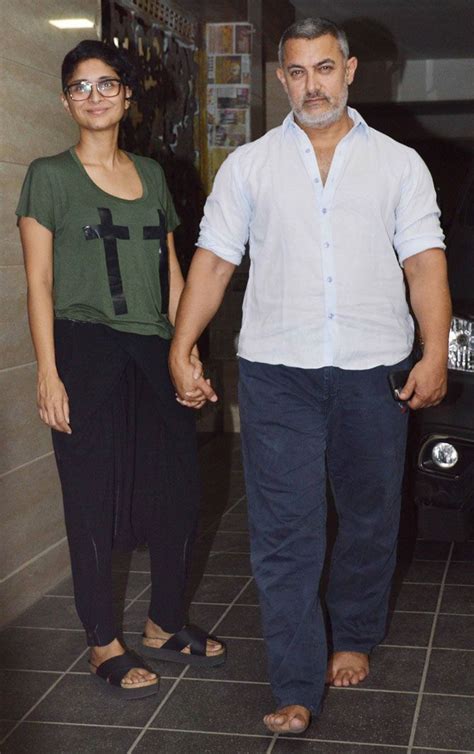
[89,638,158,689]
[263,705,311,734]
[326,651,369,687]
[143,619,225,657]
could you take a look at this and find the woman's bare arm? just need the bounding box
[19,216,71,433]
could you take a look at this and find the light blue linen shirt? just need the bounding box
[198,107,445,369]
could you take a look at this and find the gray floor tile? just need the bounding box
[304,687,417,746]
[0,671,58,719]
[398,560,447,584]
[26,674,173,726]
[191,575,250,604]
[236,581,259,605]
[112,547,151,572]
[433,614,474,650]
[440,585,474,614]
[390,583,440,613]
[363,646,426,692]
[9,596,82,630]
[152,678,275,735]
[452,541,474,562]
[274,741,404,753]
[446,561,474,585]
[217,512,249,532]
[205,553,253,576]
[0,627,86,671]
[414,694,474,750]
[413,541,451,560]
[424,648,474,695]
[412,750,472,754]
[135,730,270,753]
[1,722,139,753]
[187,637,268,682]
[210,531,251,553]
[0,721,17,738]
[218,606,263,638]
[382,612,434,647]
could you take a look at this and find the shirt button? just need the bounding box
[314,177,319,183]
[324,242,330,248]
[322,208,327,214]
[305,148,311,153]
[327,276,333,283]
[328,313,334,319]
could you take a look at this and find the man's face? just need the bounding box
[277,34,357,129]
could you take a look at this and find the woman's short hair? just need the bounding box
[61,39,137,95]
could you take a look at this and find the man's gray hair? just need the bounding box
[278,17,349,66]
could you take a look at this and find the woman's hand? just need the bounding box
[37,371,71,433]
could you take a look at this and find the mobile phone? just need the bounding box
[387,369,412,403]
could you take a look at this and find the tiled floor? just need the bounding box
[1,436,473,754]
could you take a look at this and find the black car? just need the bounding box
[411,169,474,541]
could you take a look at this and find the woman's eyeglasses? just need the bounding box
[64,78,123,101]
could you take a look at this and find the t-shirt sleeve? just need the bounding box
[15,159,56,232]
[393,150,445,265]
[163,179,180,233]
[150,160,180,233]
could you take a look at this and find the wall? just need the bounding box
[0,0,101,626]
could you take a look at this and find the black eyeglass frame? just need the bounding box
[63,78,123,101]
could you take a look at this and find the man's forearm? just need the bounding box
[171,247,235,357]
[404,248,451,362]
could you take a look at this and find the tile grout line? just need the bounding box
[265,732,279,754]
[126,575,255,753]
[406,542,454,754]
[0,450,55,483]
[0,579,154,748]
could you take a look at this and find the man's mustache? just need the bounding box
[304,92,330,104]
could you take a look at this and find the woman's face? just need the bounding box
[62,58,131,132]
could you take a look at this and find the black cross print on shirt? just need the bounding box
[83,208,130,315]
[143,210,169,314]
[82,208,169,315]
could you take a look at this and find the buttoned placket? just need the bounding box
[291,120,359,364]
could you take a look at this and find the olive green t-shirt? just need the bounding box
[16,148,179,337]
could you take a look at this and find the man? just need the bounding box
[170,17,451,734]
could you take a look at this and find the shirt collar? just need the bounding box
[282,106,369,137]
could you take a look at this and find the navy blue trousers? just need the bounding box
[238,356,410,711]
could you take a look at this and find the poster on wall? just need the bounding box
[206,23,252,187]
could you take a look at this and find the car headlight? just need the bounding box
[448,316,474,372]
[431,442,459,469]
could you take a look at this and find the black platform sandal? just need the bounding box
[142,624,227,667]
[89,650,160,699]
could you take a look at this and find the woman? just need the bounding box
[16,40,225,699]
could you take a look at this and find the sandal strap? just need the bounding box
[95,651,152,686]
[160,624,211,656]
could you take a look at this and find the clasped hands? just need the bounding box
[169,345,218,410]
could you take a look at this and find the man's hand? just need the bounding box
[398,356,448,410]
[169,347,218,409]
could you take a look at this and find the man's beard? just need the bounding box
[290,84,348,128]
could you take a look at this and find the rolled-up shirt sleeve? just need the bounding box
[394,149,446,264]
[197,150,251,265]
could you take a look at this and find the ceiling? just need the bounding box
[290,0,474,60]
